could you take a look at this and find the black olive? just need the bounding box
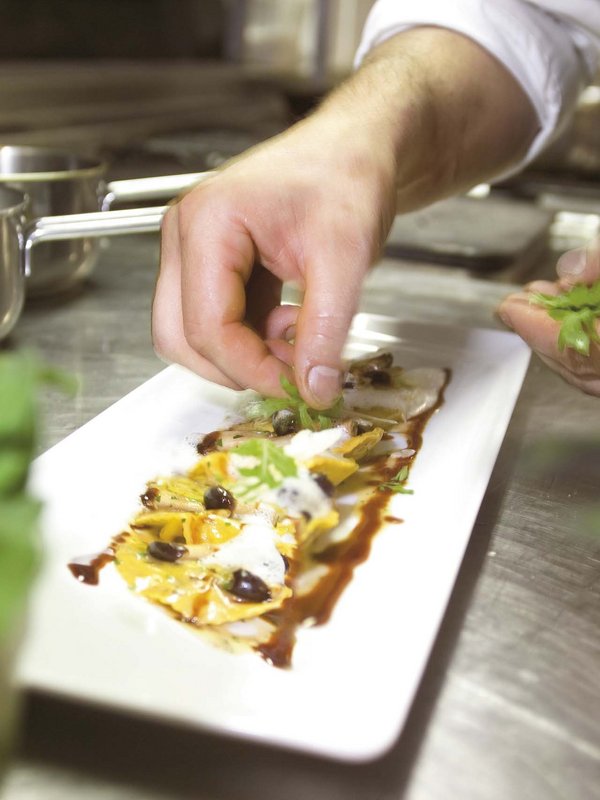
[312,472,335,497]
[228,569,272,603]
[364,368,391,386]
[147,540,187,562]
[204,485,235,512]
[272,408,298,436]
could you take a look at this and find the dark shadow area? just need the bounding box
[23,281,89,311]
[0,0,225,60]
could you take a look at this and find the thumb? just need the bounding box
[294,259,363,409]
[556,237,600,286]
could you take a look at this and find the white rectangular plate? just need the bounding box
[17,316,530,762]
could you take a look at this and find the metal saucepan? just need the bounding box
[0,145,211,296]
[0,188,190,341]
[0,186,29,340]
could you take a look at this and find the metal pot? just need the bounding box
[0,187,28,340]
[0,145,209,296]
[0,189,169,340]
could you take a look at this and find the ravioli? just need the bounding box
[112,427,371,628]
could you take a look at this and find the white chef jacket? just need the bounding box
[355,0,600,166]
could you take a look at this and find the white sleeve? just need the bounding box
[355,0,600,166]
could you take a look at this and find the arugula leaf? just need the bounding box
[244,375,343,432]
[378,465,414,494]
[280,376,301,400]
[231,438,297,497]
[531,281,600,356]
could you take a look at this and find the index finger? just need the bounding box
[177,193,293,395]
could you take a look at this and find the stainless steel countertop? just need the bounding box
[2,233,600,800]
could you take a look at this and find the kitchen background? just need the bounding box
[0,0,598,289]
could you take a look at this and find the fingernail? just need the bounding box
[497,311,513,329]
[557,247,586,278]
[284,324,296,342]
[496,305,514,330]
[307,365,341,407]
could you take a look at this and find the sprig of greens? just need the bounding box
[378,465,413,495]
[244,375,344,431]
[0,352,78,495]
[0,352,77,636]
[530,281,600,356]
[230,438,297,498]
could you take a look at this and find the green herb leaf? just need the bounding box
[298,403,313,431]
[242,374,344,432]
[0,352,78,496]
[531,280,600,356]
[279,376,301,400]
[379,465,413,494]
[231,438,298,497]
[0,496,42,634]
[0,351,75,635]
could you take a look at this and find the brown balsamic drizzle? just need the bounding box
[259,486,391,668]
[67,369,451,668]
[258,369,451,668]
[67,533,128,585]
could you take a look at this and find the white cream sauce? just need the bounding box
[203,521,286,586]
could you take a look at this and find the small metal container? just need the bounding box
[0,145,209,297]
[0,169,215,342]
[0,186,28,340]
[0,146,107,296]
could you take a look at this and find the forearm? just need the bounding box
[153,26,540,407]
[313,27,539,212]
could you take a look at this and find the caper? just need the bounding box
[147,540,187,562]
[203,485,235,512]
[228,569,272,603]
[272,408,298,436]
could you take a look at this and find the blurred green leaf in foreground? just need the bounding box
[0,352,77,635]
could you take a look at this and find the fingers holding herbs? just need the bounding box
[498,239,600,397]
[556,239,600,287]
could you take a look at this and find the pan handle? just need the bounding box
[23,205,168,278]
[102,171,216,210]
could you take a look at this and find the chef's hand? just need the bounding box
[152,27,537,408]
[152,113,397,409]
[498,239,600,396]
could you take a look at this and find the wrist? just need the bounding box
[316,26,538,211]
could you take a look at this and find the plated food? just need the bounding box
[68,352,447,667]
